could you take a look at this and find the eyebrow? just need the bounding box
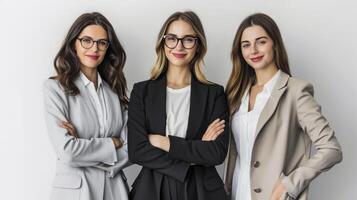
[241,36,269,44]
[165,33,197,38]
[80,35,108,40]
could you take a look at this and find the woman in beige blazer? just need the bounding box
[224,13,342,200]
[43,12,130,200]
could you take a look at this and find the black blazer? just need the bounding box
[128,74,229,200]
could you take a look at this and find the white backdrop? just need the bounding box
[0,0,356,199]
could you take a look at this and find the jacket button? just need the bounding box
[253,161,260,168]
[254,188,262,193]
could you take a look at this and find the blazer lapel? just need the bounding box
[186,76,208,139]
[74,77,99,127]
[146,75,167,135]
[255,72,289,137]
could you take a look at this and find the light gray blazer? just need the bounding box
[43,77,130,200]
[224,72,342,200]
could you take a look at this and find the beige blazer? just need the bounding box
[224,72,342,200]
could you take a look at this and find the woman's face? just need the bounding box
[240,25,275,71]
[75,25,108,70]
[164,20,197,69]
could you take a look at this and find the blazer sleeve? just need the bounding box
[128,83,190,182]
[105,108,132,177]
[281,82,343,198]
[43,80,118,167]
[167,85,229,166]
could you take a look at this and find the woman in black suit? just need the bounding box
[128,11,229,200]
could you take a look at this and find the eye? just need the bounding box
[166,36,177,42]
[183,37,195,43]
[257,40,267,45]
[241,43,250,48]
[82,37,92,44]
[98,40,108,46]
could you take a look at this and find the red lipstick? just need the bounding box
[86,55,99,61]
[172,53,187,59]
[251,55,263,63]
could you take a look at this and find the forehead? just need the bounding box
[78,24,107,39]
[166,19,196,36]
[241,25,269,41]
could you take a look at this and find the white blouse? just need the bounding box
[231,70,281,200]
[165,85,191,138]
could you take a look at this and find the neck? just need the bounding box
[166,64,191,88]
[81,66,98,87]
[254,64,278,86]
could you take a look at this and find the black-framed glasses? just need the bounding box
[163,34,198,49]
[77,37,109,51]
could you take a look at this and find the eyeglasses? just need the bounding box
[163,34,198,49]
[77,37,109,51]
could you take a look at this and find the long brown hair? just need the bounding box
[150,11,209,84]
[53,12,128,107]
[226,13,291,115]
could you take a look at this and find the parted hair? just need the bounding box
[52,12,128,106]
[150,11,209,84]
[226,13,291,115]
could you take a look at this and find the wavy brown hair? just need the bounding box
[52,12,128,107]
[150,11,209,84]
[226,13,291,115]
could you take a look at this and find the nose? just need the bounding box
[175,39,185,50]
[250,43,258,54]
[90,41,99,52]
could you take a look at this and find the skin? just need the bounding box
[75,24,108,89]
[148,20,225,152]
[240,25,285,199]
[59,24,122,149]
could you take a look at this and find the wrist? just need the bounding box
[112,137,121,149]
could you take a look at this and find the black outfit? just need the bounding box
[128,74,229,200]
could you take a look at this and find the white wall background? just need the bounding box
[0,0,355,199]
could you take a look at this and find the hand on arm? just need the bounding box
[269,181,286,200]
[60,120,123,149]
[60,121,78,138]
[201,118,225,141]
[148,118,225,151]
[112,137,124,149]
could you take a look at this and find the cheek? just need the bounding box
[264,46,275,62]
[263,43,274,55]
[241,49,250,62]
[164,47,171,58]
[75,44,85,58]
[186,48,197,60]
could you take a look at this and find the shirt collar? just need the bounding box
[263,69,281,94]
[80,71,102,88]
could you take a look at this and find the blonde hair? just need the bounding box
[150,11,209,84]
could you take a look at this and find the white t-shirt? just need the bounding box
[165,85,191,138]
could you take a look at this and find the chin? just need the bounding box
[248,62,267,70]
[82,62,99,69]
[169,60,190,67]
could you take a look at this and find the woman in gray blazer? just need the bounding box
[224,13,342,200]
[43,12,130,200]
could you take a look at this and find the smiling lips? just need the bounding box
[172,53,187,59]
[86,55,100,61]
[251,55,264,63]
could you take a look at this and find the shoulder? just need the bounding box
[132,79,151,90]
[207,82,224,92]
[202,81,225,97]
[287,76,314,97]
[43,78,63,93]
